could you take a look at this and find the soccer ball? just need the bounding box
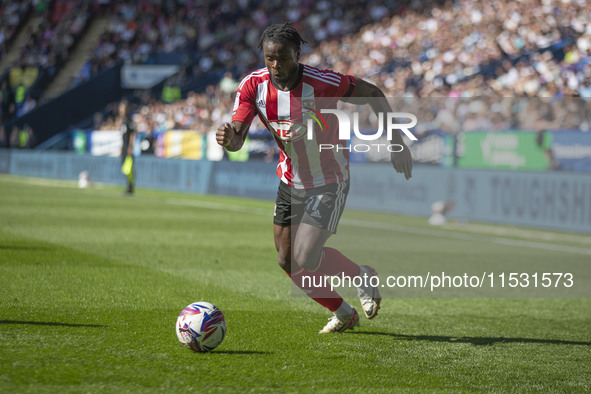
[176,302,226,352]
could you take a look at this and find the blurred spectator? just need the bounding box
[34,0,48,15]
[537,129,560,170]
[0,125,6,148]
[8,124,34,148]
[19,124,35,148]
[1,80,15,122]
[9,126,19,148]
[19,95,36,117]
[161,74,183,104]
[13,83,26,115]
[219,72,238,94]
[91,112,104,130]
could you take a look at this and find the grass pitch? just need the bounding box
[0,174,589,393]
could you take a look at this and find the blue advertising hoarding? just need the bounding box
[551,131,591,172]
[4,150,590,233]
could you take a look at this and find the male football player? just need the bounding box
[217,23,412,333]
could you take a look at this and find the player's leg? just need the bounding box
[274,224,353,325]
[297,225,381,320]
[273,183,349,329]
[293,222,359,277]
[273,181,299,273]
[290,222,359,333]
[128,160,135,194]
[274,223,294,273]
[294,181,381,320]
[121,154,134,194]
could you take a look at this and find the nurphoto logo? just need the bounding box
[305,109,418,152]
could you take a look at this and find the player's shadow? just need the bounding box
[0,320,108,328]
[348,331,591,346]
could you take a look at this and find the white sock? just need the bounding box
[334,301,354,320]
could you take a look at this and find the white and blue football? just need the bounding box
[176,302,226,352]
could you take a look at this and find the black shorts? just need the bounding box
[273,180,350,234]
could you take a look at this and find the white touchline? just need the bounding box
[165,197,269,215]
[341,218,591,256]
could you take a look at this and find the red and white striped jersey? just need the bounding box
[232,64,356,189]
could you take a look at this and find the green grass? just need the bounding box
[0,174,589,393]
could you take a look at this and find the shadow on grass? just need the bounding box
[0,320,107,328]
[0,245,54,251]
[209,350,272,355]
[348,331,591,346]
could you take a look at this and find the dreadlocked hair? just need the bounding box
[257,23,308,51]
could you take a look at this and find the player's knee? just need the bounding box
[277,253,291,272]
[293,248,320,272]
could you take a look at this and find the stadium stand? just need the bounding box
[0,1,32,69]
[1,0,590,152]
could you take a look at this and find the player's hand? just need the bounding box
[391,145,413,180]
[216,123,235,147]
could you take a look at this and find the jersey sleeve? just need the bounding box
[337,74,356,98]
[321,69,356,98]
[231,76,257,124]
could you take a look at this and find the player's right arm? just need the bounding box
[218,71,260,151]
[216,121,250,151]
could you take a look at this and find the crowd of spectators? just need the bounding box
[94,0,590,143]
[103,86,587,146]
[97,84,234,137]
[17,1,90,72]
[69,0,400,87]
[3,0,591,152]
[77,0,589,101]
[70,1,199,87]
[364,96,590,136]
[1,0,92,124]
[0,123,35,149]
[300,0,591,99]
[0,1,32,61]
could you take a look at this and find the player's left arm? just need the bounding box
[347,77,413,180]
